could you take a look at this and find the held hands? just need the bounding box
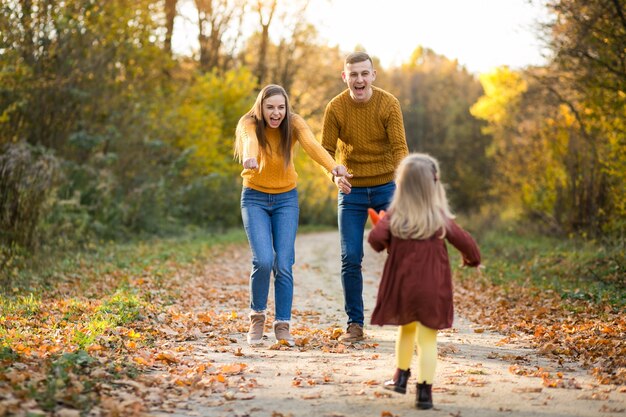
[333,165,353,194]
[243,157,258,169]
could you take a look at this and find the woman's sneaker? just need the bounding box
[247,312,266,345]
[273,322,295,347]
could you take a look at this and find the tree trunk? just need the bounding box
[164,0,178,55]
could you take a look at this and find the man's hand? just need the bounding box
[243,157,258,169]
[335,174,352,194]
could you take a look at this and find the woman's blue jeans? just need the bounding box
[338,181,396,326]
[241,187,299,322]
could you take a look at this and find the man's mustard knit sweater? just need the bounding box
[237,114,337,194]
[321,86,408,187]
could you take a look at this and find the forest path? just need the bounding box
[156,230,624,417]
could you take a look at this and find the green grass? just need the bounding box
[469,226,625,308]
[1,228,248,295]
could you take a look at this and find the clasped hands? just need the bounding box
[333,166,352,194]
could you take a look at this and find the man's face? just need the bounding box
[342,59,376,102]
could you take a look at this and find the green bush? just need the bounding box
[172,174,242,230]
[0,142,59,249]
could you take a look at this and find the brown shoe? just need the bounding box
[273,322,295,347]
[247,312,265,345]
[339,323,364,343]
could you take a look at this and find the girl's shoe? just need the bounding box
[416,381,433,409]
[247,312,265,345]
[383,368,411,394]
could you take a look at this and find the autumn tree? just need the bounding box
[163,0,178,55]
[472,0,626,236]
[471,66,569,230]
[252,0,277,85]
[195,0,245,72]
[537,0,626,236]
[383,47,492,212]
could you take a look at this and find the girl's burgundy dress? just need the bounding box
[368,214,481,330]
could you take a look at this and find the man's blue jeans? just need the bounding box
[241,187,299,322]
[338,181,396,326]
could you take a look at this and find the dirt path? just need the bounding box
[155,231,624,417]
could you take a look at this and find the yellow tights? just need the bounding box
[396,321,438,384]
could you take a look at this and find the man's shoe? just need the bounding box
[383,368,411,394]
[247,312,265,345]
[416,381,433,409]
[274,321,295,347]
[339,323,364,343]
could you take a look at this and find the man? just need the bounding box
[321,51,409,342]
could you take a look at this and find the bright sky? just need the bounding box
[305,0,551,73]
[173,0,552,74]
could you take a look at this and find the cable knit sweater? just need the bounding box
[237,113,337,194]
[321,86,409,187]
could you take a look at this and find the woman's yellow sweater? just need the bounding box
[237,114,337,194]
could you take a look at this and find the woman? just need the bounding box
[234,84,348,346]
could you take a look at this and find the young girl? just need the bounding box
[367,153,481,409]
[234,84,348,347]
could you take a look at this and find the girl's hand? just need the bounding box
[243,157,258,169]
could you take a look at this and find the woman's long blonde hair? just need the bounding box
[234,84,293,169]
[388,153,454,240]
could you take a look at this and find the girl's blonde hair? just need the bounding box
[234,84,293,169]
[388,153,454,240]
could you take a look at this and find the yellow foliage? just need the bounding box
[165,68,257,177]
[470,66,528,128]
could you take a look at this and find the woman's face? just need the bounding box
[262,94,286,128]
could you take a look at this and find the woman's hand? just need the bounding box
[243,157,258,169]
[331,165,350,178]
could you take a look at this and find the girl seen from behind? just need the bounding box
[367,153,482,409]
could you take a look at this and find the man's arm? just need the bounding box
[320,103,339,159]
[386,98,409,167]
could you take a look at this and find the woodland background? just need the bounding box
[0,1,625,415]
[0,0,625,277]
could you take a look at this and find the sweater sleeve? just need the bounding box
[293,114,336,173]
[236,116,259,160]
[320,102,340,181]
[320,102,339,159]
[386,97,409,168]
[445,219,481,267]
[367,214,391,252]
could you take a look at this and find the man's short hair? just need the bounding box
[345,51,373,67]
